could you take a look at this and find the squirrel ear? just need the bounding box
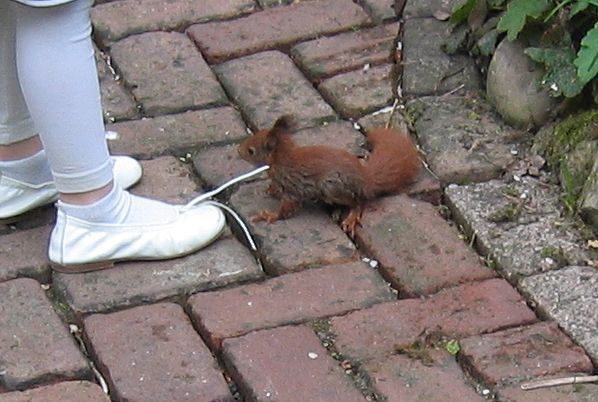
[271,115,294,134]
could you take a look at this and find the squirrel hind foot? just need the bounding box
[341,206,363,237]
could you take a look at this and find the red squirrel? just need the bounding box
[238,116,421,236]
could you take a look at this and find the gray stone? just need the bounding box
[402,18,480,96]
[487,38,559,128]
[445,178,592,279]
[406,95,520,184]
[580,156,598,229]
[403,0,461,19]
[520,266,598,365]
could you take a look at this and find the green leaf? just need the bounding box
[445,340,461,355]
[570,1,590,17]
[497,0,550,40]
[477,28,500,56]
[525,46,585,97]
[574,22,598,84]
[451,0,477,24]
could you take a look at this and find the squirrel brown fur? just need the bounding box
[238,115,421,236]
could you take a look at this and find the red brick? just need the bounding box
[222,325,364,401]
[230,181,357,274]
[107,107,248,158]
[497,379,598,402]
[290,120,366,154]
[0,381,109,402]
[356,195,495,296]
[188,262,395,349]
[84,303,232,401]
[0,225,52,283]
[109,32,226,116]
[0,278,91,390]
[53,237,263,314]
[319,64,395,119]
[214,51,337,131]
[193,143,258,188]
[187,0,370,64]
[291,23,399,81]
[131,156,200,203]
[92,0,256,43]
[331,278,538,362]
[364,350,484,402]
[460,321,593,387]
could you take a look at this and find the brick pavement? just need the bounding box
[1,1,595,401]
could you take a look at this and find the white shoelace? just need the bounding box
[183,165,270,251]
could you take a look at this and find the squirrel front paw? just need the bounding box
[251,210,280,223]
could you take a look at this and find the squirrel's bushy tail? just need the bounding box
[364,128,421,196]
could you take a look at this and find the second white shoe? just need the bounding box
[49,202,226,273]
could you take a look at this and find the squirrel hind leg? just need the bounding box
[341,204,364,237]
[251,196,300,224]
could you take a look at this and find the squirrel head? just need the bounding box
[238,115,295,165]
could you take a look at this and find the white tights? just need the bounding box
[0,0,113,193]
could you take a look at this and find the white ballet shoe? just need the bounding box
[0,156,142,222]
[49,202,225,273]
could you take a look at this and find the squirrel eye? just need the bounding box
[248,147,256,156]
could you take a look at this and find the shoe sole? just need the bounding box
[50,224,225,274]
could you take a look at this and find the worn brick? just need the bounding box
[319,64,395,119]
[92,0,256,43]
[292,23,399,81]
[331,278,537,362]
[403,0,461,19]
[497,379,598,402]
[407,96,519,185]
[96,49,138,122]
[53,238,263,314]
[188,262,394,349]
[0,381,109,402]
[0,278,91,390]
[109,31,226,116]
[230,180,357,274]
[355,195,495,296]
[402,18,480,96]
[187,0,370,64]
[0,225,52,283]
[193,143,257,188]
[84,303,232,401]
[107,107,248,158]
[0,205,54,235]
[222,325,364,401]
[215,51,337,131]
[364,350,484,402]
[360,0,398,21]
[130,156,200,203]
[460,321,593,387]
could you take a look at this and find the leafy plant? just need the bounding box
[448,0,598,102]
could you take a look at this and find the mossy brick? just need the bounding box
[460,321,593,387]
[402,18,480,96]
[221,326,365,401]
[214,51,337,131]
[0,225,52,283]
[52,237,263,314]
[187,261,395,350]
[109,31,226,116]
[106,107,248,158]
[319,63,395,119]
[187,0,370,64]
[0,278,91,391]
[91,0,256,44]
[355,195,495,297]
[0,381,109,402]
[330,278,537,363]
[497,379,598,402]
[84,303,232,401]
[229,180,357,274]
[291,23,399,81]
[364,350,485,402]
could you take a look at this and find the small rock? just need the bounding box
[487,38,559,128]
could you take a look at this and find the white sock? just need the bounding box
[58,184,178,224]
[0,150,53,185]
